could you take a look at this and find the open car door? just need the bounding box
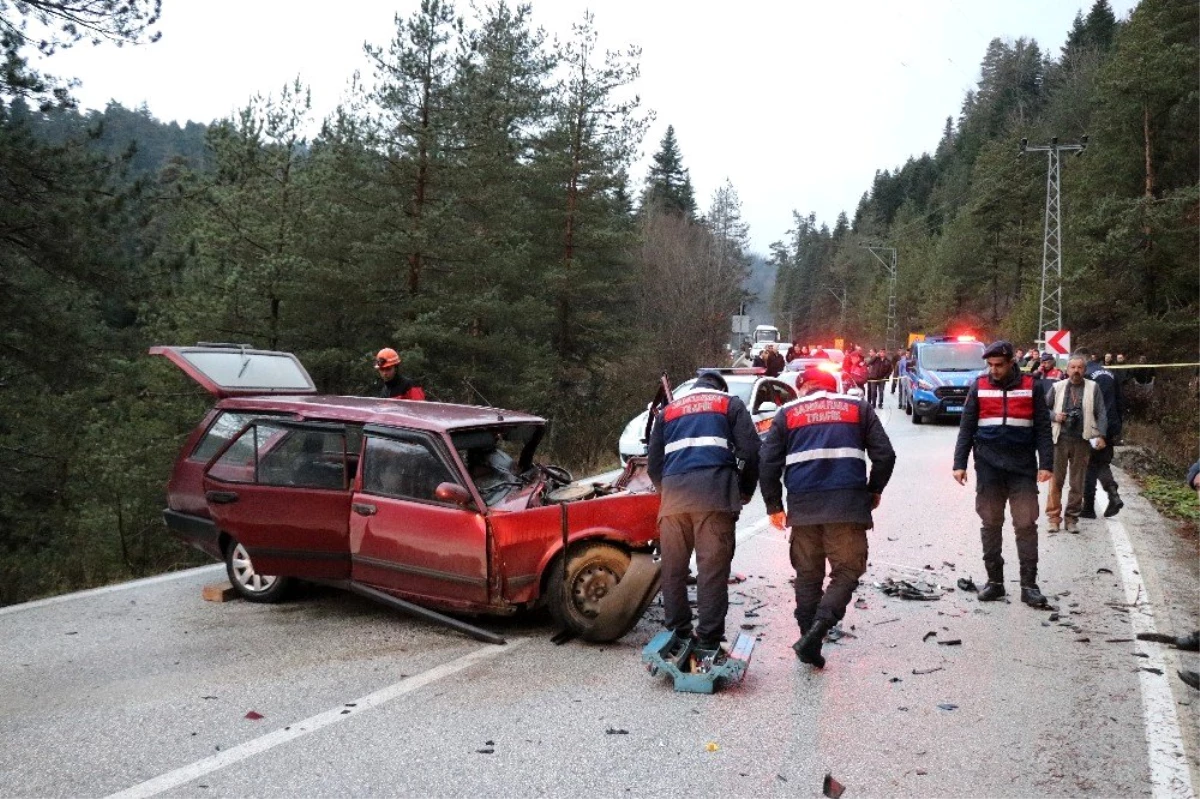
[202,420,352,579]
[150,344,316,398]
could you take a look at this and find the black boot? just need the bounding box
[793,619,832,668]
[1177,631,1200,652]
[978,581,1006,601]
[1019,566,1048,607]
[1080,498,1097,519]
[977,564,1005,601]
[1103,489,1124,517]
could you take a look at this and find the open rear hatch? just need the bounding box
[149,344,317,399]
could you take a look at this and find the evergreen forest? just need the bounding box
[0,0,1195,604]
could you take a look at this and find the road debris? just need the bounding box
[875,617,901,626]
[706,742,720,752]
[1139,667,1164,675]
[913,666,944,675]
[956,577,977,592]
[888,676,902,683]
[606,727,629,735]
[1096,567,1113,574]
[876,577,941,601]
[823,772,846,798]
[244,711,263,721]
[1136,631,1200,651]
[937,703,958,711]
[1075,637,1091,643]
[923,631,937,642]
[728,573,747,584]
[937,639,962,646]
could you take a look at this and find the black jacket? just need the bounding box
[1084,361,1123,441]
[953,366,1053,476]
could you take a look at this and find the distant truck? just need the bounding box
[903,335,985,424]
[749,325,781,359]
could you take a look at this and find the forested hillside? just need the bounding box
[0,0,1194,605]
[770,0,1197,362]
[0,1,753,603]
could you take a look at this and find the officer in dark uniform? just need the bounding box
[953,340,1053,606]
[647,370,760,653]
[759,366,896,669]
[1079,347,1123,518]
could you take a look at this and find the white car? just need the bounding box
[778,358,846,394]
[618,369,798,464]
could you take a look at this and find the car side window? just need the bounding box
[361,434,460,503]
[206,423,347,489]
[773,382,796,406]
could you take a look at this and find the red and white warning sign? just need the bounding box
[1044,329,1071,356]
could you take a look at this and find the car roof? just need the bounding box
[216,394,544,432]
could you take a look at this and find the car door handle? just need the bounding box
[206,490,239,505]
[352,502,377,516]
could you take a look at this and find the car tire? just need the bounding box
[547,542,633,642]
[224,538,290,603]
[912,408,923,424]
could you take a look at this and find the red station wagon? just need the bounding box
[153,344,662,643]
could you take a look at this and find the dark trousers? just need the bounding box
[975,465,1040,583]
[789,522,869,632]
[867,379,884,407]
[1084,444,1118,507]
[658,511,736,644]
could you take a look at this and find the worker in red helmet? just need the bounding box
[374,348,426,401]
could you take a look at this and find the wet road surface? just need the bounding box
[1,409,1196,798]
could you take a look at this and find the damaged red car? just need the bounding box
[152,344,661,643]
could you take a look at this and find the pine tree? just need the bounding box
[642,125,696,217]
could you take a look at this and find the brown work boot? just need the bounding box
[1047,520,1060,533]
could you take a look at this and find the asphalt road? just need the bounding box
[2,408,1197,798]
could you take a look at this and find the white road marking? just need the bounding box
[1108,519,1196,799]
[736,516,771,544]
[0,564,225,617]
[105,639,527,799]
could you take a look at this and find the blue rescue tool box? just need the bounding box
[641,631,755,693]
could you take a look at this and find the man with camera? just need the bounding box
[1046,355,1108,533]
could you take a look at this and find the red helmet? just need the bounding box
[375,348,401,369]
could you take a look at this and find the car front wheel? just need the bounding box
[547,543,632,642]
[225,539,290,603]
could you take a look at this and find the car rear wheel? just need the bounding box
[225,539,290,603]
[911,407,924,424]
[547,543,631,642]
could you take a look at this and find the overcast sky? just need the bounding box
[42,0,1137,253]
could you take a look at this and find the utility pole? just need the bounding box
[862,244,898,351]
[1019,136,1088,342]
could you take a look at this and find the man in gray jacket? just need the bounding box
[1046,354,1107,533]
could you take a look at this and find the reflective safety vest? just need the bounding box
[975,373,1035,445]
[660,390,736,477]
[782,392,867,494]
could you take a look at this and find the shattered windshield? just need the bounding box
[451,424,541,506]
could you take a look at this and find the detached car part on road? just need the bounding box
[152,344,661,643]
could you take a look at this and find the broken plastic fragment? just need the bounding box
[244,711,263,721]
[706,742,720,752]
[937,639,962,646]
[823,772,846,798]
[956,577,977,592]
[606,728,629,735]
[937,703,958,711]
[922,631,937,642]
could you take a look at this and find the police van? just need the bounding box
[904,335,986,424]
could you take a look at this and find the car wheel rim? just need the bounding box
[231,543,277,593]
[571,563,619,619]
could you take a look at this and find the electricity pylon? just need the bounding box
[1019,136,1088,342]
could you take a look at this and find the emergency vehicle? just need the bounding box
[904,335,986,424]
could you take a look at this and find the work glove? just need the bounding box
[769,511,787,531]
